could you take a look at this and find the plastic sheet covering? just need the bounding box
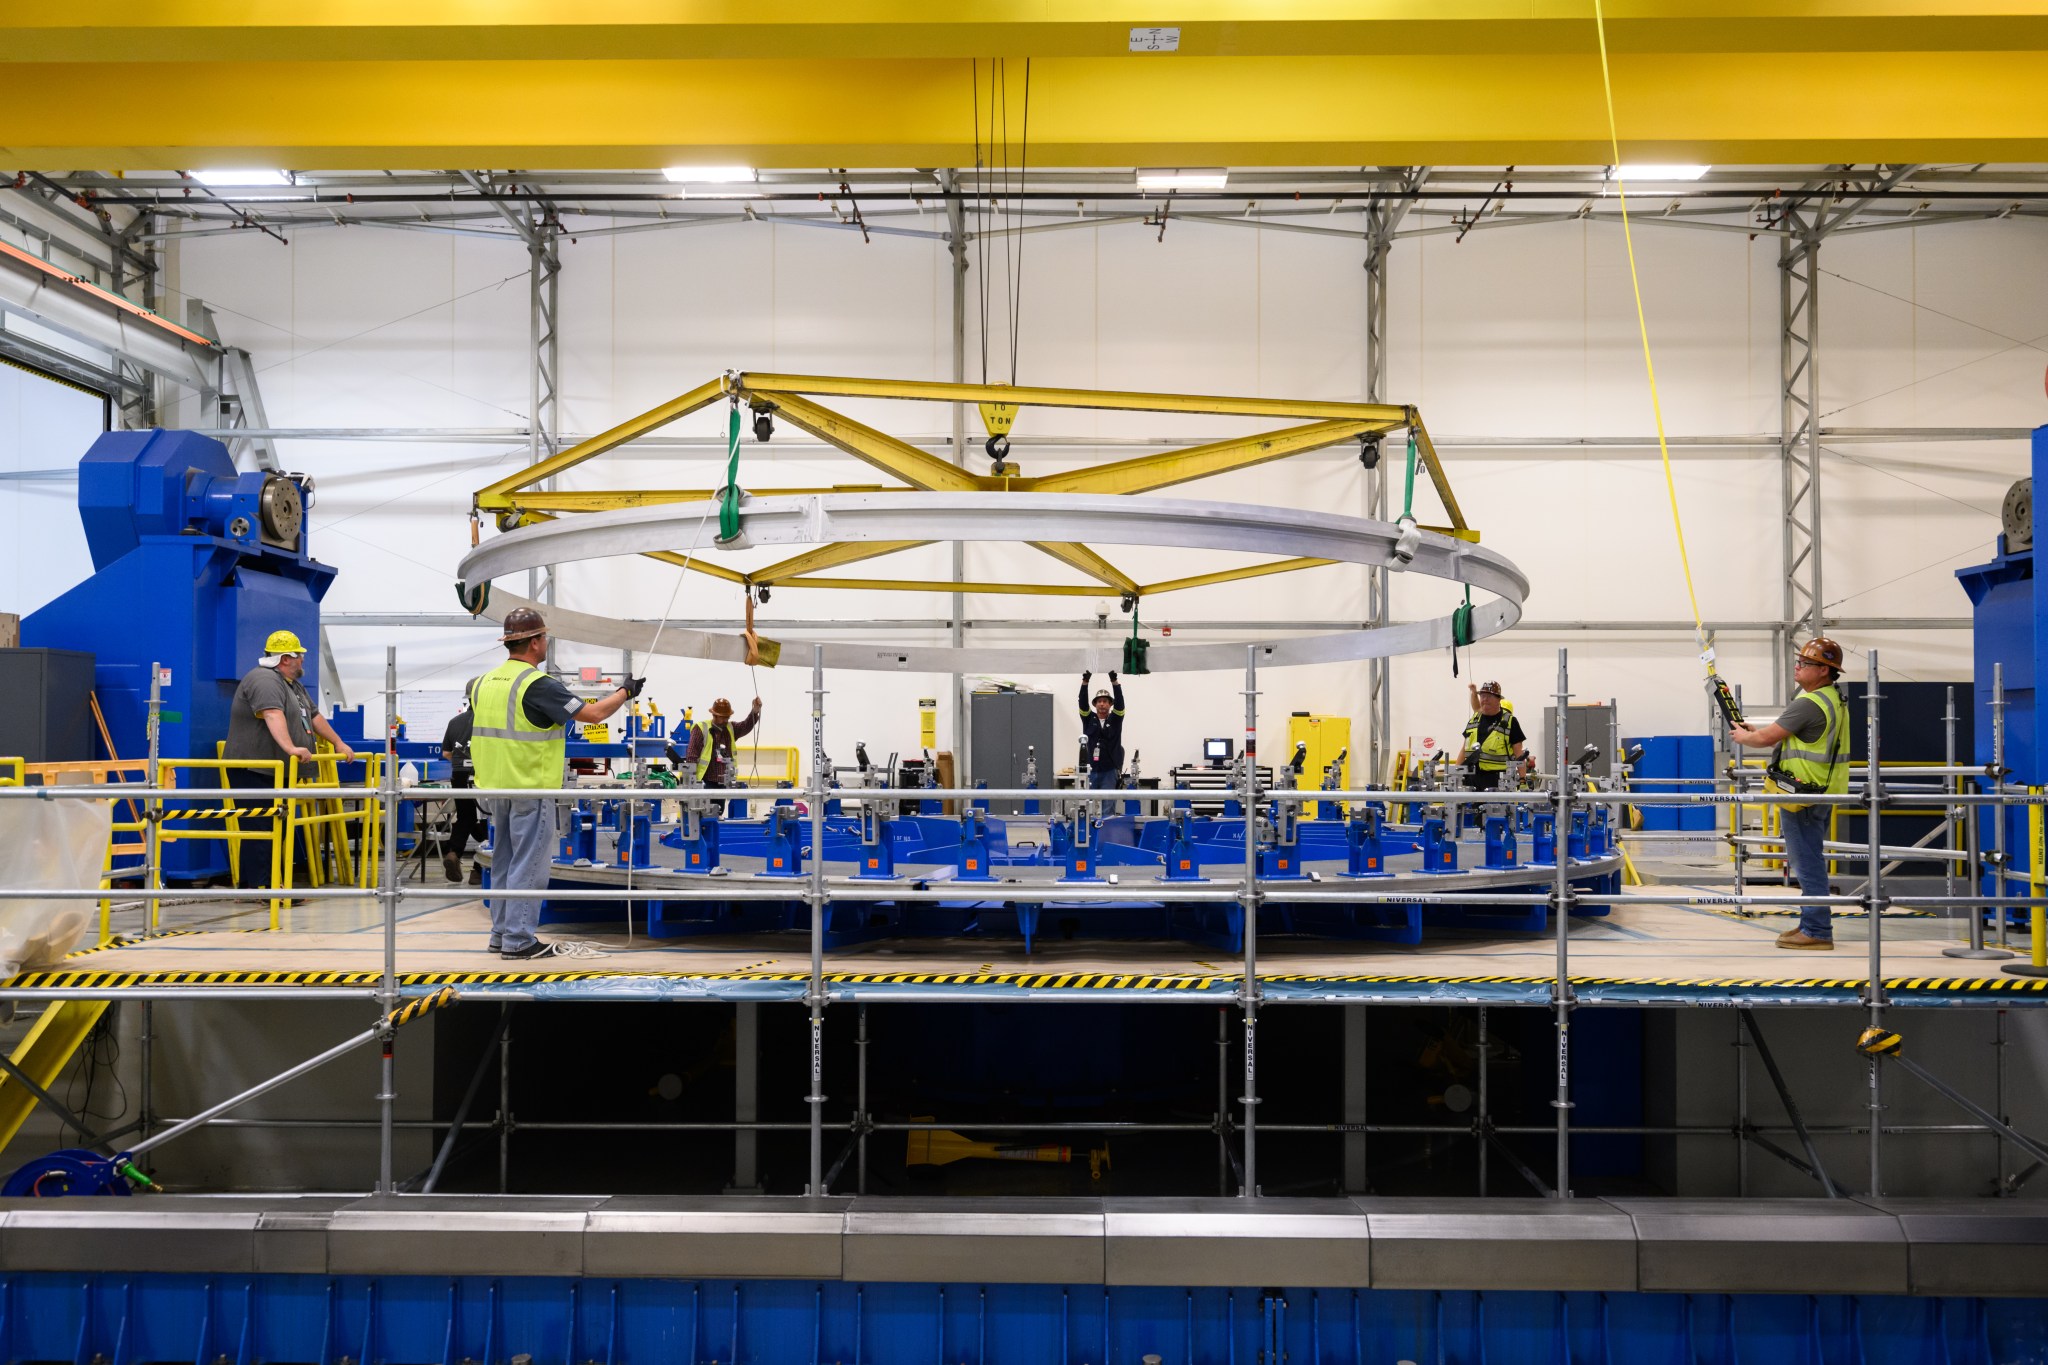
[0,798,110,977]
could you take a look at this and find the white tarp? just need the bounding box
[0,798,111,978]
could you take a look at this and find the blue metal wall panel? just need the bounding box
[3,1273,2041,1365]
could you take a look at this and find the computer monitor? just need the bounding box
[1203,737,1233,764]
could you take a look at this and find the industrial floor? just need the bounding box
[18,883,2046,1006]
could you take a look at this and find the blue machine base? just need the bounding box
[0,1272,2036,1365]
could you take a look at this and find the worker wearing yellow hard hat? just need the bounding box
[223,626,356,896]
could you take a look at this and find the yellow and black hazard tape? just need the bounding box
[382,985,458,1028]
[2,964,2043,996]
[1857,1026,1906,1056]
[163,805,282,820]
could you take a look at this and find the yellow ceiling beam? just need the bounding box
[9,52,2048,167]
[10,4,2048,62]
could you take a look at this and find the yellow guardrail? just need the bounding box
[734,744,803,788]
[287,748,383,892]
[158,757,288,929]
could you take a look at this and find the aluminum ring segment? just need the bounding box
[454,492,1528,673]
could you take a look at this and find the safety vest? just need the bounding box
[1770,683,1850,808]
[467,659,567,790]
[1463,710,1516,772]
[692,721,732,783]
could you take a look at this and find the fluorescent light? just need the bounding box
[662,166,758,184]
[1136,168,1229,190]
[189,169,292,187]
[1609,164,1710,182]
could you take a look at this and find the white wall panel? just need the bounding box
[152,208,2046,777]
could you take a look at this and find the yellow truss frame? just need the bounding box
[472,373,1471,600]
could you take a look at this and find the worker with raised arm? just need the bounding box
[672,696,763,790]
[224,630,356,895]
[469,608,640,959]
[1079,670,1127,790]
[1451,680,1526,791]
[1728,637,1851,951]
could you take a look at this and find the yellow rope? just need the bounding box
[1591,0,1711,669]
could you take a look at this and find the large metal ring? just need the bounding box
[454,492,1528,673]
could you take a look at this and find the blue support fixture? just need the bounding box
[1567,809,1591,862]
[1419,817,1459,873]
[1060,811,1106,883]
[1162,811,1209,883]
[1341,805,1391,878]
[953,809,998,881]
[562,804,600,864]
[22,430,334,879]
[1484,813,1519,870]
[1531,811,1558,867]
[759,806,807,877]
[613,804,653,869]
[854,806,899,880]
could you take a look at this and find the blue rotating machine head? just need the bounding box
[1956,424,2048,894]
[23,430,334,877]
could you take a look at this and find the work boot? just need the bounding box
[1776,932,1834,950]
[468,863,483,886]
[443,854,463,883]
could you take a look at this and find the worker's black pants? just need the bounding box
[446,775,486,859]
[225,764,296,891]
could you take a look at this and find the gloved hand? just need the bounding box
[1083,670,1092,683]
[1109,670,1119,683]
[622,676,647,698]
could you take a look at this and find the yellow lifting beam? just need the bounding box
[737,373,1412,425]
[468,373,1478,604]
[0,1000,110,1154]
[475,376,726,508]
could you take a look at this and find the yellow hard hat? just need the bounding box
[264,630,306,656]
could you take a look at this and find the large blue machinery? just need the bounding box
[23,429,332,877]
[1955,423,2048,902]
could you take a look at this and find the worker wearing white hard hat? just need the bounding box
[223,629,356,895]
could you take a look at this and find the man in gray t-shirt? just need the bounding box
[222,630,356,893]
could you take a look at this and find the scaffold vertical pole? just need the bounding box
[1552,647,1574,1198]
[1866,647,1886,1198]
[378,644,399,1195]
[1944,681,2006,960]
[856,1004,869,1195]
[1241,644,1261,1197]
[807,644,827,1195]
[145,659,162,937]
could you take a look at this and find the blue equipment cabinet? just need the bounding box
[22,430,333,878]
[1955,424,2048,903]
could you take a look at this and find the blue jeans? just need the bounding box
[1087,769,1121,790]
[1780,803,1833,940]
[486,797,555,952]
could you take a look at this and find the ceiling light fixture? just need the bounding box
[662,166,759,184]
[1136,169,1229,190]
[188,169,293,187]
[1609,164,1711,182]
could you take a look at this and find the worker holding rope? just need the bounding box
[470,608,641,959]
[1451,681,1528,792]
[1728,637,1852,951]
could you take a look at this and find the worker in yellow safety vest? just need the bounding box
[1729,636,1851,950]
[1451,680,1528,791]
[467,608,640,959]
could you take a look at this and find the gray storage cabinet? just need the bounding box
[0,647,99,764]
[970,690,1056,814]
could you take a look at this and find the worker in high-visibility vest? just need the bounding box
[1730,636,1851,950]
[1451,680,1526,791]
[468,608,639,959]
